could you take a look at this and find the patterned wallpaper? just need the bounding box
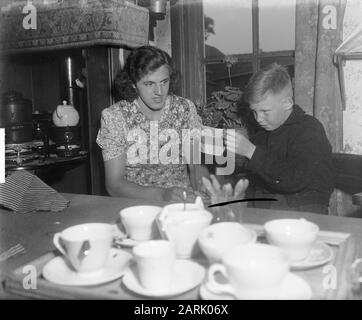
[342,1,362,154]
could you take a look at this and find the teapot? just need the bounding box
[52,100,79,127]
[157,197,213,258]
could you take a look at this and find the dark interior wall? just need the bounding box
[0,53,60,113]
[1,56,33,105]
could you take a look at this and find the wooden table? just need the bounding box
[1,193,362,300]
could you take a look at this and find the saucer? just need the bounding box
[112,224,143,248]
[122,260,205,298]
[113,237,141,248]
[42,248,132,286]
[200,273,312,300]
[290,241,334,270]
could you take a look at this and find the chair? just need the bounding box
[332,153,362,216]
[332,153,362,195]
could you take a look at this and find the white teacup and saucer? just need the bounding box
[203,243,312,300]
[200,273,312,300]
[264,219,333,270]
[43,223,132,286]
[122,240,205,298]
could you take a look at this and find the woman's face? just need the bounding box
[135,64,170,111]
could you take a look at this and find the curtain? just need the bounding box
[294,0,347,216]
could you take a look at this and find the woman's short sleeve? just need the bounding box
[186,99,203,129]
[96,106,127,161]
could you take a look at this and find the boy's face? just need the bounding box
[250,91,292,131]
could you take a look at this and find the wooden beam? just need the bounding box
[252,0,260,73]
[84,47,113,196]
[203,50,294,65]
[171,0,205,104]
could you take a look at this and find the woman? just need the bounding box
[97,46,208,202]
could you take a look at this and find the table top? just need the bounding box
[1,193,362,300]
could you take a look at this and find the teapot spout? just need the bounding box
[194,196,204,208]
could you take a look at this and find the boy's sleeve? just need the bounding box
[245,120,332,193]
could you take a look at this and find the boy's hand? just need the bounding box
[225,130,256,159]
[201,175,249,222]
[201,175,249,204]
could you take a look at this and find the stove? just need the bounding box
[5,142,39,165]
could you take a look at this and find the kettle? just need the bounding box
[157,197,213,258]
[0,90,32,126]
[52,100,79,127]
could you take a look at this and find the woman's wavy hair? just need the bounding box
[113,46,180,102]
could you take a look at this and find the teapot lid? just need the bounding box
[159,196,212,223]
[162,196,205,211]
[58,100,72,107]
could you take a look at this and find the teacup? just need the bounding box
[133,240,176,291]
[157,197,213,258]
[53,223,114,274]
[207,243,290,299]
[120,206,162,241]
[264,218,319,262]
[198,222,257,264]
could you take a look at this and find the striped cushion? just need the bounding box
[0,171,70,213]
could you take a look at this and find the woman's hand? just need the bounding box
[162,187,188,202]
[189,164,210,193]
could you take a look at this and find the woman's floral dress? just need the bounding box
[96,94,203,192]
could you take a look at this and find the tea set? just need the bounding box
[42,197,334,299]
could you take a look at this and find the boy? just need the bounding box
[226,63,334,214]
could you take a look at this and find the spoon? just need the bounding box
[183,191,187,211]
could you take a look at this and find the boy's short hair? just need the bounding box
[243,63,292,105]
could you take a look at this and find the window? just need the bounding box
[203,0,295,98]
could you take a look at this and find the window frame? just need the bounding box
[202,0,295,92]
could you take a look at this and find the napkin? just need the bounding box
[0,171,70,213]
